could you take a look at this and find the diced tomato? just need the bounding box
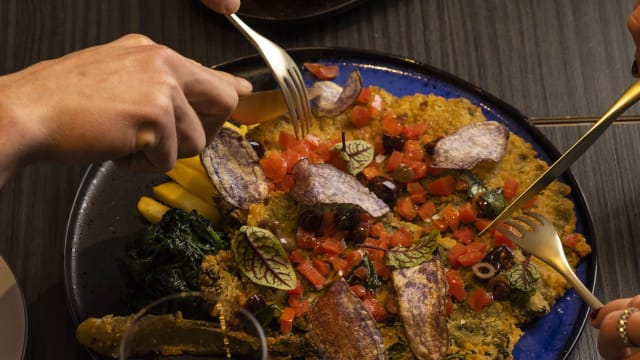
[361,165,380,181]
[385,294,399,314]
[458,202,477,224]
[369,251,391,280]
[457,247,485,267]
[303,62,339,80]
[278,131,297,150]
[401,123,427,140]
[352,266,368,280]
[312,259,331,276]
[296,261,326,289]
[406,182,426,204]
[395,196,417,220]
[467,288,494,311]
[292,298,310,317]
[417,201,436,221]
[474,217,492,232]
[280,306,296,334]
[328,255,348,273]
[410,161,428,181]
[502,177,519,200]
[381,111,403,136]
[288,279,304,297]
[427,176,456,196]
[446,297,455,316]
[442,204,460,230]
[447,243,467,268]
[350,105,373,128]
[345,249,364,271]
[403,140,424,161]
[494,225,516,249]
[362,294,387,321]
[356,87,373,105]
[431,218,448,232]
[260,150,288,182]
[445,269,466,301]
[283,149,306,173]
[427,165,445,176]
[386,151,404,172]
[289,248,306,264]
[369,222,385,238]
[453,226,474,245]
[562,233,580,248]
[389,228,413,247]
[350,284,368,298]
[320,210,337,237]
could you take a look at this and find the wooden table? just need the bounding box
[1,0,639,359]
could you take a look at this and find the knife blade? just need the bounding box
[479,80,640,235]
[231,87,322,125]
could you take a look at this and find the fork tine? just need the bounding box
[277,79,301,139]
[502,220,527,237]
[512,215,540,231]
[524,212,547,225]
[286,66,311,136]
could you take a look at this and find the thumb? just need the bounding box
[200,0,240,14]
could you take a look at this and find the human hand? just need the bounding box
[0,34,252,176]
[590,295,640,359]
[628,0,640,76]
[199,0,241,14]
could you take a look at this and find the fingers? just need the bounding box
[199,0,241,14]
[628,6,640,53]
[590,296,640,359]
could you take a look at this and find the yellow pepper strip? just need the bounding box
[177,156,207,175]
[165,161,216,204]
[152,182,220,224]
[137,196,170,224]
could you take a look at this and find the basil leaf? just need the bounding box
[384,231,438,269]
[332,140,374,175]
[231,226,297,290]
[504,261,539,293]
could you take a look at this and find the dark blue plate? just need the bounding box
[236,0,370,23]
[65,48,597,360]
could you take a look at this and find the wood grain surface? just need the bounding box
[1,0,639,359]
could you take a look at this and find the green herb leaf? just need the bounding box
[504,260,539,293]
[384,231,438,269]
[231,226,297,290]
[332,139,374,175]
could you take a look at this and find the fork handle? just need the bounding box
[556,265,603,309]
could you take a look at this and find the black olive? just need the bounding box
[471,262,497,279]
[247,139,265,158]
[483,245,515,272]
[368,176,399,205]
[298,208,323,232]
[349,221,369,244]
[487,274,511,300]
[334,205,360,231]
[243,293,267,314]
[382,133,407,154]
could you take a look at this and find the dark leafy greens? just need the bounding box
[119,208,228,311]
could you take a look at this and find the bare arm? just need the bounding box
[0,34,251,187]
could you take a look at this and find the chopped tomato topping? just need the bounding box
[502,177,519,200]
[350,105,373,128]
[280,306,296,334]
[446,269,466,301]
[494,225,517,249]
[474,217,492,232]
[467,288,494,311]
[288,279,304,297]
[403,140,424,161]
[296,261,326,289]
[562,233,580,248]
[442,204,460,230]
[458,202,477,224]
[356,87,373,104]
[260,150,288,182]
[417,201,437,221]
[350,284,368,298]
[402,123,427,140]
[303,62,339,80]
[395,196,417,220]
[381,112,403,135]
[312,259,331,276]
[289,248,306,264]
[427,176,456,196]
[362,294,387,321]
[522,195,539,208]
[369,222,385,238]
[386,151,404,172]
[453,226,474,245]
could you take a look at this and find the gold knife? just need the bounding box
[231,87,323,125]
[479,80,640,235]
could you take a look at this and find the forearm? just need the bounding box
[0,72,43,187]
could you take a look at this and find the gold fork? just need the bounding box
[498,212,603,309]
[226,14,312,138]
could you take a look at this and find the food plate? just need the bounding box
[64,48,597,359]
[0,256,27,359]
[236,0,370,23]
